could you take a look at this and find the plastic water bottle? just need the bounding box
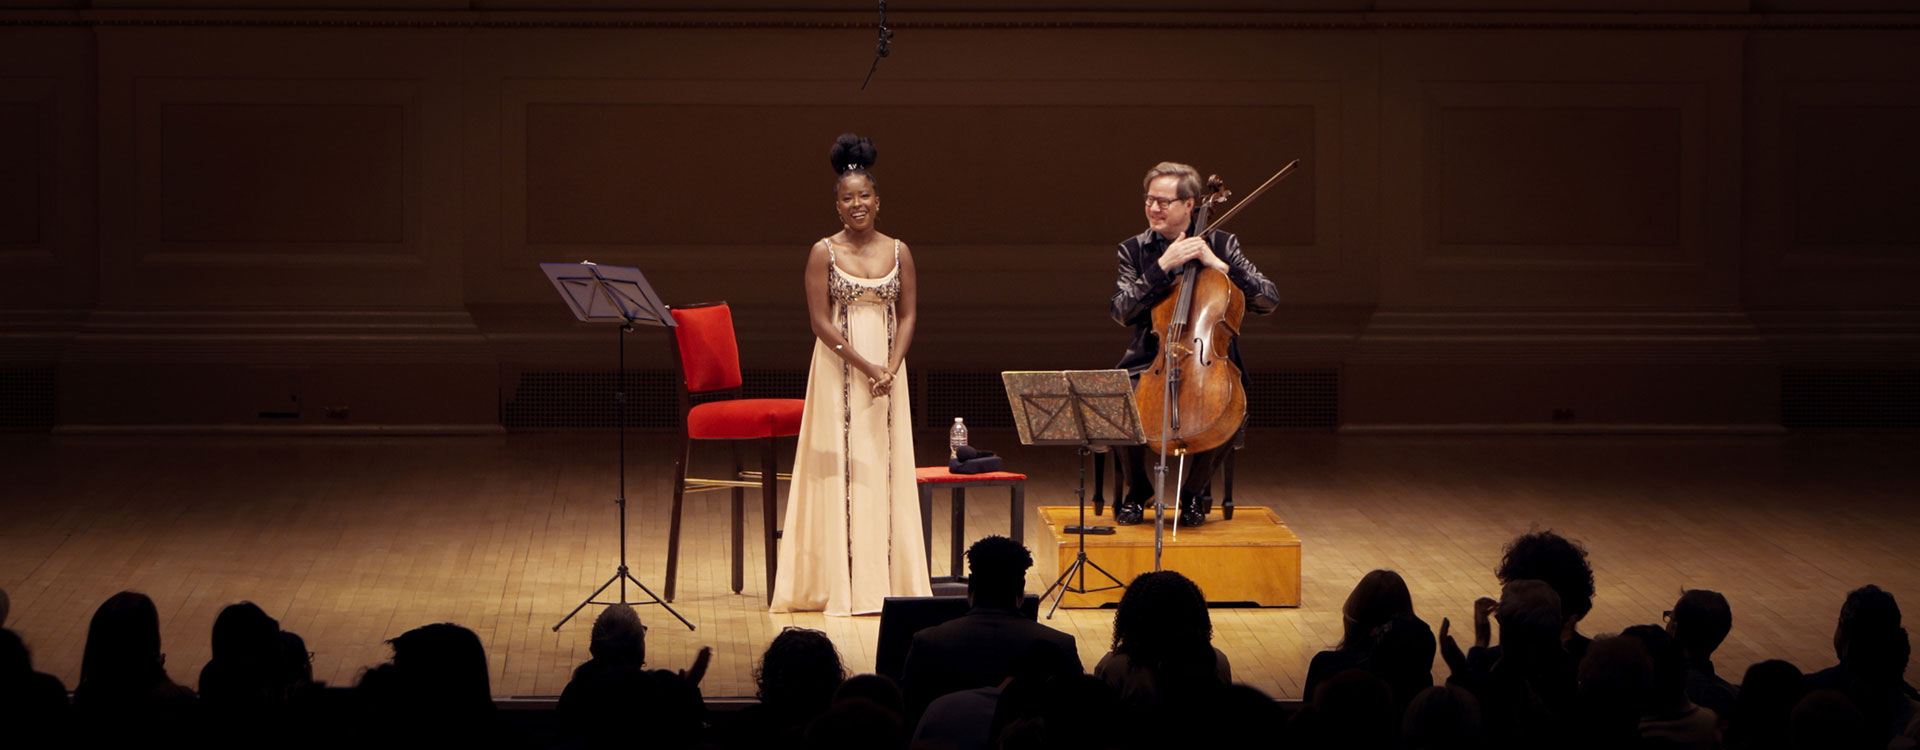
[949,417,968,460]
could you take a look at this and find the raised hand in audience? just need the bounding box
[1472,596,1497,648]
[1440,617,1465,676]
[680,645,713,686]
[1439,597,1496,676]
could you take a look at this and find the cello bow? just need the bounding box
[1198,159,1299,236]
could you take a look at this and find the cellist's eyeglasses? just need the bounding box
[1143,194,1189,210]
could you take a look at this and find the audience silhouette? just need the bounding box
[1724,659,1810,750]
[74,591,197,743]
[1305,569,1435,719]
[1495,530,1597,665]
[1668,588,1740,720]
[1094,570,1231,748]
[198,600,282,746]
[900,535,1081,721]
[0,627,71,748]
[715,625,845,749]
[1621,623,1718,748]
[358,621,524,749]
[9,538,1917,749]
[1444,579,1575,748]
[1401,684,1483,750]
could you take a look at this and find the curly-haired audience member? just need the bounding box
[717,626,847,750]
[1495,530,1596,664]
[1095,570,1229,717]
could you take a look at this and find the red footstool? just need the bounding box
[915,467,1027,582]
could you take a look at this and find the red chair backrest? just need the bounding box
[670,303,744,394]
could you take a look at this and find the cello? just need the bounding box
[1136,160,1298,457]
[1132,161,1297,546]
[1136,174,1244,457]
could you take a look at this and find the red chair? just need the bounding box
[663,302,805,603]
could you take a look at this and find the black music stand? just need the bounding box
[542,261,694,632]
[1003,369,1145,618]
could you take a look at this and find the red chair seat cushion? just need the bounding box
[688,398,805,440]
[914,466,1028,483]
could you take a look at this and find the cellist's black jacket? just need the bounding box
[1110,227,1280,381]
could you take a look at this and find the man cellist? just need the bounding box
[1110,161,1280,527]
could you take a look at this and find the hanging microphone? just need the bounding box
[861,0,892,90]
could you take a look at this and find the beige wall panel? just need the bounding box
[1381,31,1742,308]
[158,102,405,244]
[1360,31,1765,429]
[0,102,39,245]
[468,26,1378,372]
[1436,105,1680,249]
[1746,30,1920,310]
[0,29,95,320]
[97,28,465,308]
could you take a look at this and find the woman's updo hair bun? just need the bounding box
[830,133,878,177]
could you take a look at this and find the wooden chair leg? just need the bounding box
[665,432,691,603]
[950,488,967,580]
[1010,483,1025,547]
[1222,447,1236,521]
[730,441,745,595]
[920,485,934,574]
[1091,450,1106,517]
[762,437,779,603]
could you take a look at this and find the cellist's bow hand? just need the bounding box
[1195,240,1230,274]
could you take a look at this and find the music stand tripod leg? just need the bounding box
[1041,446,1127,619]
[550,313,695,632]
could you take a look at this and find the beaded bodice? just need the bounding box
[825,238,901,307]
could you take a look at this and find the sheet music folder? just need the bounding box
[1001,369,1145,448]
[540,261,675,327]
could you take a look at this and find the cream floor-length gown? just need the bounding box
[770,239,932,615]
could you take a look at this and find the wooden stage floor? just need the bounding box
[3,430,1918,701]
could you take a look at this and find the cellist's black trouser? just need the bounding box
[1121,441,1230,511]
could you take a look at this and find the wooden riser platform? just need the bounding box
[1039,505,1302,608]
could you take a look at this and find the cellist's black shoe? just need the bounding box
[1114,489,1152,525]
[1179,500,1206,527]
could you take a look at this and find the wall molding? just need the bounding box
[5,10,1920,31]
[61,307,496,365]
[1342,422,1785,435]
[0,307,88,363]
[53,423,505,435]
[1751,309,1920,365]
[1348,309,1776,365]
